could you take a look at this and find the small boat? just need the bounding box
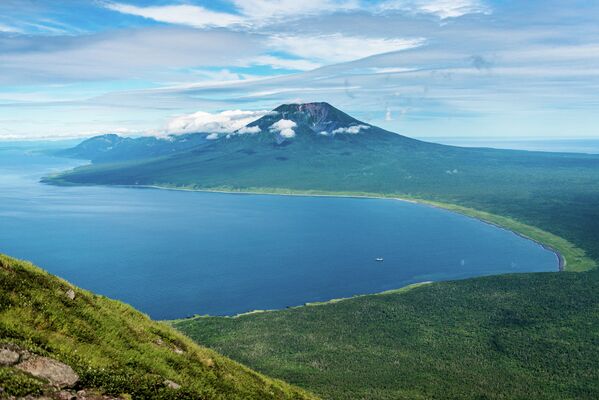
[375,257,384,262]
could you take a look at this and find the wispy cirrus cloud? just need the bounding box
[104,0,361,29]
[248,55,322,71]
[267,34,425,64]
[230,0,359,22]
[103,0,488,29]
[103,2,245,29]
[379,0,490,18]
[0,23,20,33]
[0,27,264,84]
[96,2,427,74]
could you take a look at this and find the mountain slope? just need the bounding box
[57,133,213,163]
[0,254,317,400]
[46,102,599,262]
[54,102,431,165]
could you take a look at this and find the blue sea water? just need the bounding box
[0,145,558,319]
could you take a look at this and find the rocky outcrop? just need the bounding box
[16,356,79,388]
[1,344,183,398]
[0,347,20,366]
[66,289,76,301]
[163,379,181,390]
[54,389,124,399]
[9,389,124,400]
[0,344,88,399]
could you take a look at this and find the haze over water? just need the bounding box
[0,144,558,319]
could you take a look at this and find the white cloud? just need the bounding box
[102,3,423,71]
[380,0,490,19]
[0,27,264,84]
[100,4,429,72]
[319,124,369,135]
[104,0,360,29]
[249,55,322,71]
[165,109,270,135]
[332,124,370,134]
[188,68,249,82]
[237,125,262,134]
[231,0,359,21]
[370,67,417,74]
[418,0,489,18]
[0,23,20,33]
[105,3,244,28]
[268,34,425,63]
[104,0,488,29]
[269,119,297,138]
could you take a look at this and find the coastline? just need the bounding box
[45,177,594,271]
[131,184,572,271]
[168,281,435,322]
[419,200,567,271]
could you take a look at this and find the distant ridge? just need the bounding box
[57,132,212,163]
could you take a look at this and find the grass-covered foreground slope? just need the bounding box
[174,271,599,400]
[0,254,317,400]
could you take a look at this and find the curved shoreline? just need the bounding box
[130,184,568,271]
[418,200,566,271]
[44,177,593,272]
[465,215,565,271]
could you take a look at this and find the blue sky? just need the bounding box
[1,0,598,139]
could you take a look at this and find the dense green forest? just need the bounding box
[0,254,317,400]
[175,271,599,400]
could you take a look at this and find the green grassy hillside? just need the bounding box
[0,254,317,400]
[174,271,599,400]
